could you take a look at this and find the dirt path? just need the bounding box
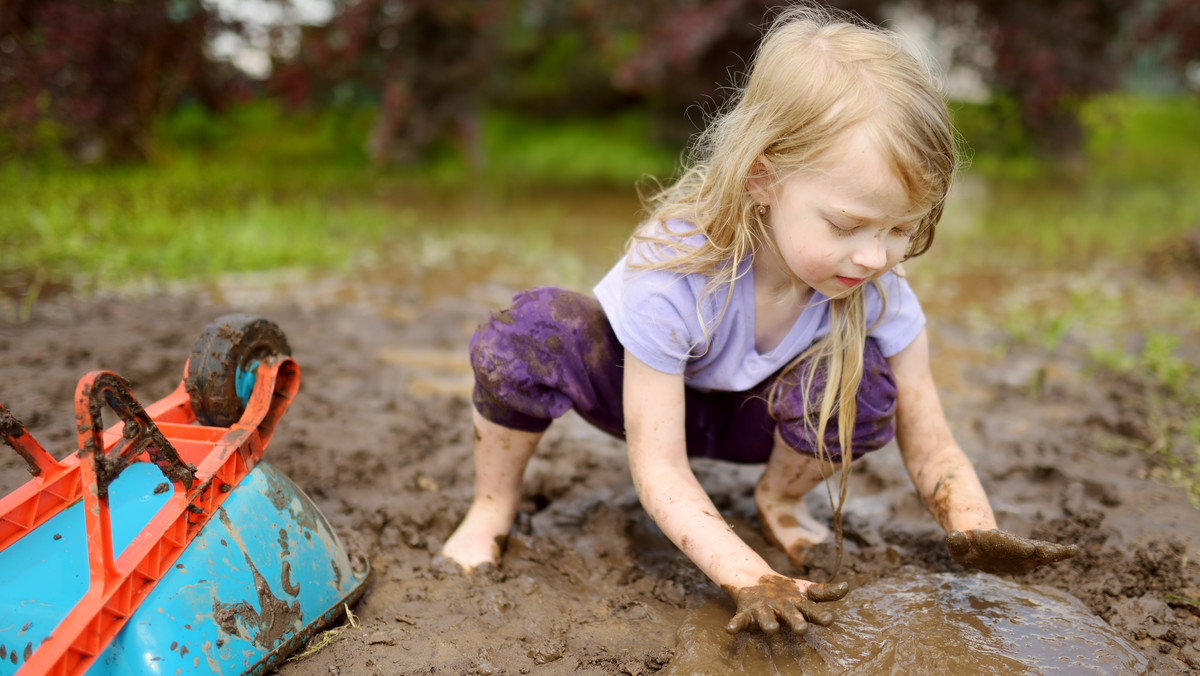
[1,267,1197,674]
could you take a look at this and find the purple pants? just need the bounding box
[470,287,897,463]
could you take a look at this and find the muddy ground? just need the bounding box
[1,256,1199,674]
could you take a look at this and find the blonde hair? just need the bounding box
[630,3,958,560]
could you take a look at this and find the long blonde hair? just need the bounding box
[630,3,958,558]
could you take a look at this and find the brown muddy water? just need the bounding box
[1,184,1199,673]
[669,568,1148,674]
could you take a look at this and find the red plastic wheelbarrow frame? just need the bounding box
[0,356,299,676]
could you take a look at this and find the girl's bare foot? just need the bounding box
[441,499,514,571]
[755,490,833,566]
[442,411,544,572]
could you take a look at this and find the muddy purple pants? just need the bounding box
[470,287,897,463]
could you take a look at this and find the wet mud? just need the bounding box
[1,265,1198,674]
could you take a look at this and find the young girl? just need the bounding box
[442,4,1077,635]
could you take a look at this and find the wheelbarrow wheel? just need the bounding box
[186,314,291,426]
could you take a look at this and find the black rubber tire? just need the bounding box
[185,314,291,426]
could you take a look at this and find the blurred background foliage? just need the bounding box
[2,0,1197,164]
[1,0,1198,287]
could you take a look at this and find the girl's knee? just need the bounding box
[772,338,898,460]
[471,287,603,374]
[468,287,616,433]
[471,288,562,374]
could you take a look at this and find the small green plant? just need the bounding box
[287,604,359,663]
[1165,594,1200,608]
[1141,333,1191,397]
[1098,332,1200,509]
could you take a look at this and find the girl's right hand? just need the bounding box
[946,529,1079,575]
[724,575,850,635]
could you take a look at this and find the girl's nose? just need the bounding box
[851,235,887,270]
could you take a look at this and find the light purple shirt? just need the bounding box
[593,226,925,392]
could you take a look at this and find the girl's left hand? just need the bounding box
[946,529,1079,575]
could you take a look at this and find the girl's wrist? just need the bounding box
[945,505,997,533]
[704,553,780,592]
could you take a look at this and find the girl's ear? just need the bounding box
[746,156,774,205]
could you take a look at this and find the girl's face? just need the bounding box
[749,128,919,299]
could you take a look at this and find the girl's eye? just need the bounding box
[892,225,917,238]
[828,221,857,237]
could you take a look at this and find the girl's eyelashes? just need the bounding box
[825,217,916,238]
[827,220,858,237]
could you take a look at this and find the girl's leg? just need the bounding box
[442,287,626,570]
[755,338,898,564]
[442,409,544,570]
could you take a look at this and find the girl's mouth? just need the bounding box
[836,276,866,287]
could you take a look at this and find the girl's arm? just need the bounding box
[888,328,996,532]
[889,329,1078,573]
[623,350,846,633]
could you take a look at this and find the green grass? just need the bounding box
[1081,95,1200,182]
[965,246,1200,507]
[945,94,1200,346]
[3,94,1198,290]
[938,95,1200,276]
[928,93,1200,383]
[1,102,671,291]
[479,110,679,186]
[1,161,404,285]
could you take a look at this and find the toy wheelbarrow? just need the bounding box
[0,314,369,675]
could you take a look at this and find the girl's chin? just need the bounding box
[822,283,864,299]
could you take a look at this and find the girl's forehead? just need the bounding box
[813,127,888,173]
[797,130,916,218]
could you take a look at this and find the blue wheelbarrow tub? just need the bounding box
[0,459,368,675]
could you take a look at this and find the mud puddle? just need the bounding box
[668,568,1148,675]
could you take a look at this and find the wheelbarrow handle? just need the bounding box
[74,371,196,500]
[0,402,64,477]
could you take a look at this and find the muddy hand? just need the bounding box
[946,529,1079,575]
[724,575,849,636]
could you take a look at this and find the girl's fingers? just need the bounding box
[800,599,836,626]
[945,530,971,558]
[725,611,752,635]
[1036,542,1079,562]
[807,580,850,602]
[753,606,781,635]
[780,603,810,635]
[1008,532,1037,557]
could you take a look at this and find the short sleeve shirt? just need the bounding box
[593,223,926,392]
